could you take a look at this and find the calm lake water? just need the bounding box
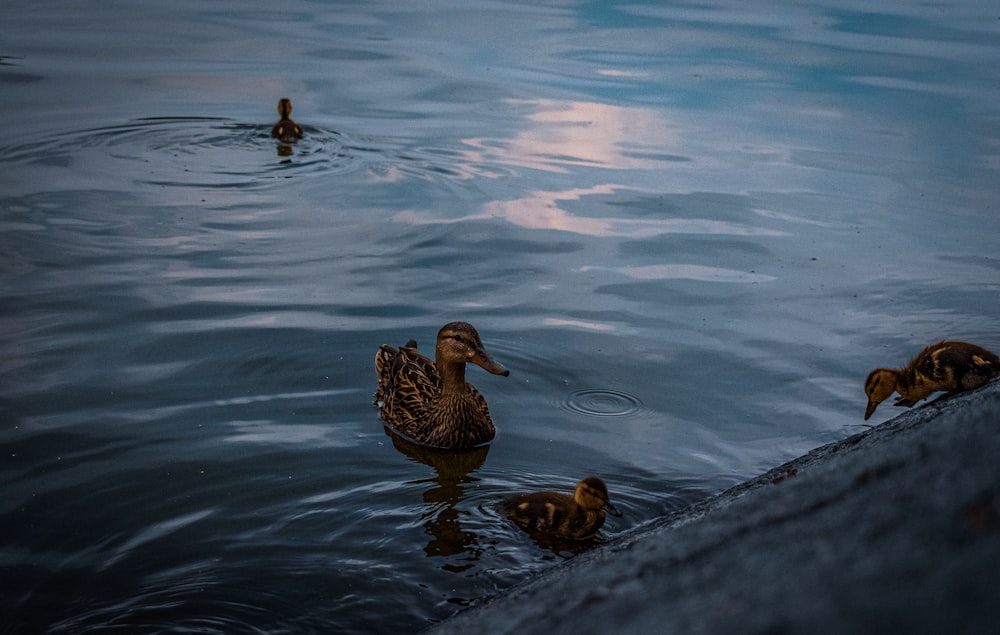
[2,0,999,632]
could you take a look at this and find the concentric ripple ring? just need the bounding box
[563,389,643,417]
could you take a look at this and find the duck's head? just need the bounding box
[435,322,509,376]
[574,477,622,516]
[277,98,294,119]
[863,367,898,420]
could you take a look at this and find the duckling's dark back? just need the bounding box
[503,478,616,541]
[271,98,303,143]
[913,341,1000,389]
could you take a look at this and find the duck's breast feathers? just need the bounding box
[420,386,495,447]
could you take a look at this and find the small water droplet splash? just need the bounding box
[562,389,643,417]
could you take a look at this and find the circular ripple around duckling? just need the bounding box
[0,117,359,191]
[562,389,644,417]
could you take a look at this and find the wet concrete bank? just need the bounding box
[430,381,1000,634]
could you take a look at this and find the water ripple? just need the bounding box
[562,389,644,417]
[0,117,358,191]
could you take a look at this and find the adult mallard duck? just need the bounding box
[270,98,303,143]
[503,477,622,541]
[374,322,509,449]
[864,340,1000,420]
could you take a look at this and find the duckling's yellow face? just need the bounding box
[863,368,898,420]
[574,477,622,516]
[277,98,293,118]
[436,322,509,376]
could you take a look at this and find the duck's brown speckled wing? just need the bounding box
[374,340,441,436]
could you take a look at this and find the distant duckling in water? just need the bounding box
[864,340,1000,420]
[503,477,622,541]
[271,98,303,143]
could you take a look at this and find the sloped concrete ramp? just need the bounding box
[430,382,1000,635]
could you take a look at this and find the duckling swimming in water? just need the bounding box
[503,477,622,541]
[271,98,303,143]
[374,322,509,450]
[864,340,1000,420]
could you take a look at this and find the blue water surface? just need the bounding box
[2,1,999,632]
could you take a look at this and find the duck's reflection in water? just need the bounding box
[514,531,604,559]
[385,427,488,572]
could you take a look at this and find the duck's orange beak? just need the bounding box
[471,348,509,377]
[864,399,879,421]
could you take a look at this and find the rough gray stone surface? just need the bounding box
[430,381,1000,635]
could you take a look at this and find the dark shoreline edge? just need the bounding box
[429,381,1000,635]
